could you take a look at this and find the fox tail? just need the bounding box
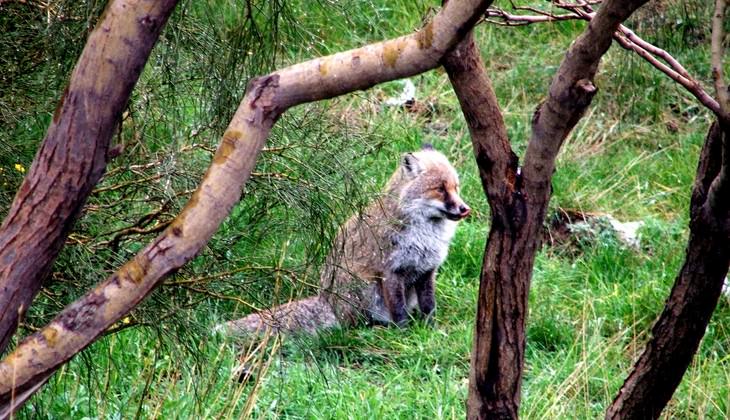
[220,295,339,336]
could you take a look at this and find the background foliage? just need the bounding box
[1,0,728,418]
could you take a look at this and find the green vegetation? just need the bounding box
[2,0,728,418]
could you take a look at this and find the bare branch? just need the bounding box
[607,121,730,420]
[485,4,729,122]
[485,9,576,24]
[611,29,724,118]
[443,32,515,209]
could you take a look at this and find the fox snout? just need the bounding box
[444,197,470,221]
[457,203,471,219]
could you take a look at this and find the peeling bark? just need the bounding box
[443,0,648,417]
[0,0,179,354]
[606,122,730,420]
[0,0,493,413]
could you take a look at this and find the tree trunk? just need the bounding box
[443,0,649,417]
[606,122,730,419]
[0,0,179,354]
[443,31,526,418]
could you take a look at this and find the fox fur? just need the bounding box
[222,146,470,336]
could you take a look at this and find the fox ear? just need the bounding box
[402,153,424,176]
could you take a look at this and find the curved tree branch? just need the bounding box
[521,0,649,188]
[0,0,494,413]
[606,122,730,420]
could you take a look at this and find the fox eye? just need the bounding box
[437,184,446,194]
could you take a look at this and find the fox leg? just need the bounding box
[384,274,408,327]
[415,269,436,322]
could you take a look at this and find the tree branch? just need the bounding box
[606,122,730,420]
[0,0,494,413]
[486,3,729,123]
[442,33,515,211]
[522,0,648,193]
[712,0,729,112]
[707,0,730,217]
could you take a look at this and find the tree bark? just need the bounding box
[606,122,730,420]
[0,0,179,354]
[0,0,494,414]
[443,31,522,419]
[443,0,648,417]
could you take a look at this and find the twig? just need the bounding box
[180,285,263,312]
[163,265,295,286]
[91,174,163,195]
[95,221,171,248]
[485,9,575,25]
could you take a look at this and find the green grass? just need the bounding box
[3,0,730,418]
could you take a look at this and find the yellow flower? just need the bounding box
[14,163,25,173]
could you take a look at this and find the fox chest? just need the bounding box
[387,219,456,273]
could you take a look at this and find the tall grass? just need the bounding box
[2,0,728,418]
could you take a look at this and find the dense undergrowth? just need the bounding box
[1,0,728,418]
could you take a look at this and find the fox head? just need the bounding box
[390,146,471,222]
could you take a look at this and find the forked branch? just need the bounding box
[443,0,648,417]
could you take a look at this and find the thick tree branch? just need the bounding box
[443,34,515,210]
[444,0,646,417]
[0,0,179,354]
[521,0,648,187]
[0,0,493,413]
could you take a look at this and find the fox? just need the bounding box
[222,145,470,336]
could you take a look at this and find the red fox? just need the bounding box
[222,146,470,335]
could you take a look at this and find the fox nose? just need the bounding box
[458,204,471,219]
